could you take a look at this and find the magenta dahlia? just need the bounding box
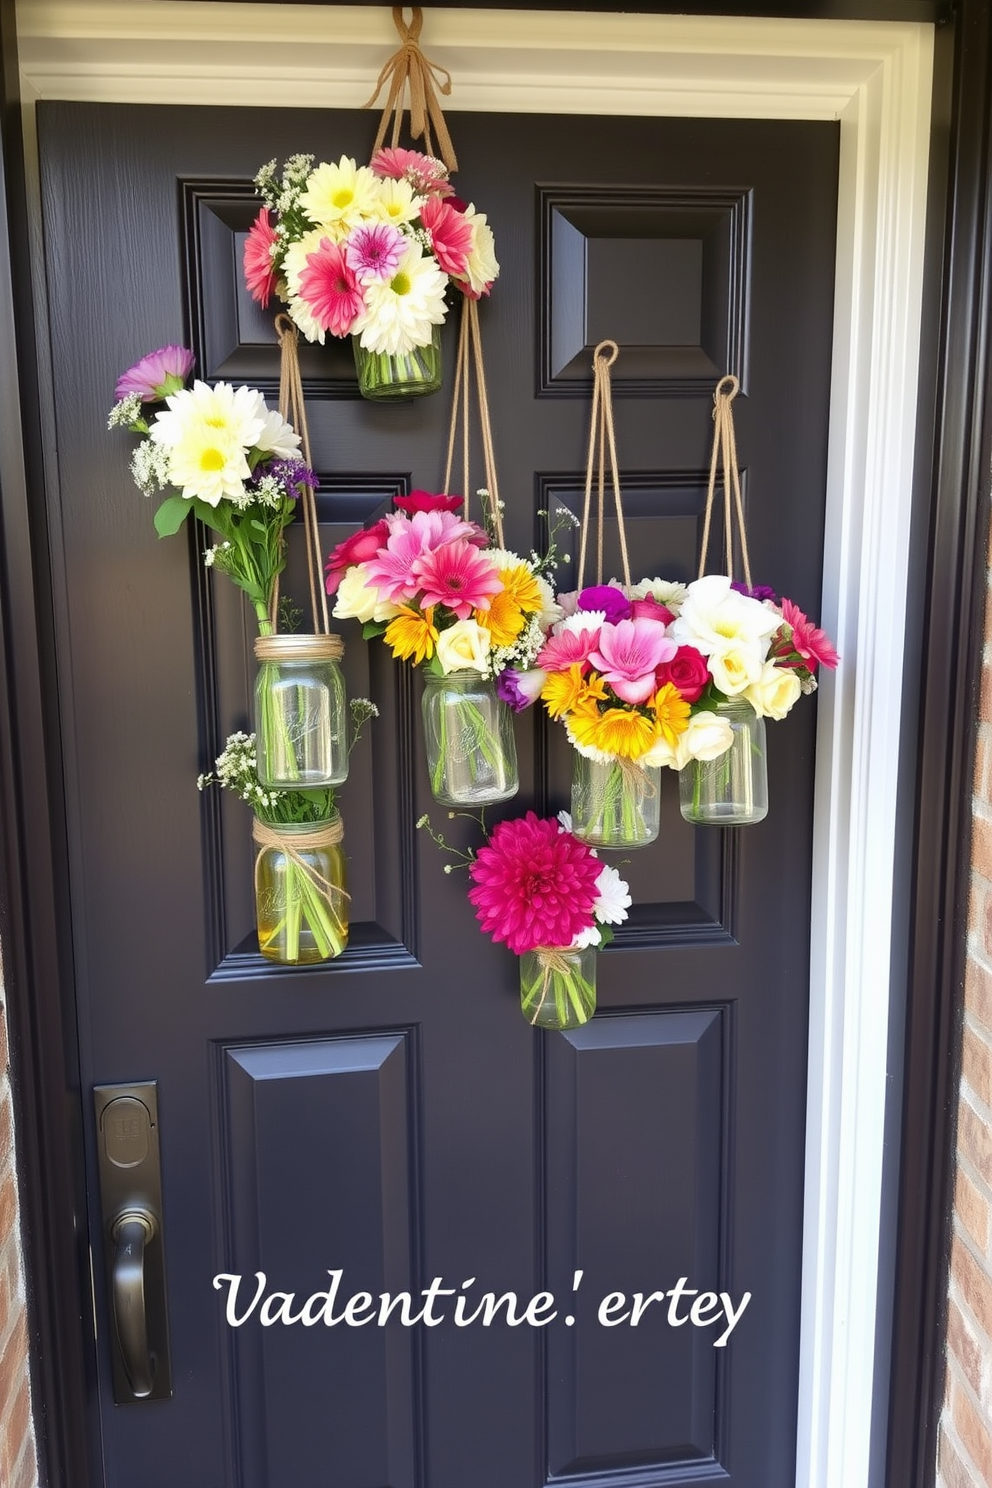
[468,813,601,954]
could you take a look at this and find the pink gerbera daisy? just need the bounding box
[344,222,406,284]
[780,597,839,670]
[419,196,474,278]
[369,146,454,197]
[536,626,601,673]
[468,813,601,954]
[297,239,366,337]
[243,208,279,308]
[412,539,502,619]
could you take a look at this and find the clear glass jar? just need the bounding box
[519,946,597,1030]
[253,816,349,965]
[570,753,661,848]
[678,698,768,825]
[254,633,348,789]
[421,669,518,806]
[352,324,442,401]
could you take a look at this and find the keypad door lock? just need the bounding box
[94,1082,172,1402]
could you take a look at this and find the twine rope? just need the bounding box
[274,314,331,635]
[364,7,458,174]
[698,374,753,589]
[252,816,349,903]
[576,341,632,593]
[443,296,504,546]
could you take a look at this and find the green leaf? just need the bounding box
[153,495,192,538]
[361,621,389,640]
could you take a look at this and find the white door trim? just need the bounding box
[15,7,935,1486]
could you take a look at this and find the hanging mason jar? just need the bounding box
[678,698,768,825]
[519,946,597,1030]
[421,669,518,806]
[570,753,661,848]
[352,324,442,402]
[254,634,348,789]
[253,815,349,965]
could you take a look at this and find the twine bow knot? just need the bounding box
[365,6,458,173]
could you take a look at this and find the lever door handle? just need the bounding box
[111,1209,157,1398]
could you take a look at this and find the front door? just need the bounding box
[36,101,837,1488]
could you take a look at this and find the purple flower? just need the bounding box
[497,668,547,712]
[115,345,194,402]
[344,223,406,284]
[268,458,318,492]
[731,580,778,604]
[577,584,632,623]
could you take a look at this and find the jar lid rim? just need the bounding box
[254,633,344,661]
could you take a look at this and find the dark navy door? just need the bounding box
[36,101,837,1487]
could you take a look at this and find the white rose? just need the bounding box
[435,619,491,675]
[683,710,735,761]
[332,565,401,624]
[639,732,688,770]
[744,662,802,720]
[708,642,764,696]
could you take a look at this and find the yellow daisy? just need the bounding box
[385,605,439,665]
[542,665,606,720]
[569,705,657,761]
[651,682,692,747]
[474,590,526,647]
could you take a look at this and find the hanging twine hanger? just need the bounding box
[273,313,331,635]
[698,373,753,590]
[576,341,633,593]
[443,296,504,547]
[364,7,458,174]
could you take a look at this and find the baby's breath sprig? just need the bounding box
[415,809,485,873]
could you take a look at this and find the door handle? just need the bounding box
[94,1083,172,1402]
[111,1209,156,1398]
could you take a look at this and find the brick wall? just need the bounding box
[938,538,992,1488]
[0,996,38,1488]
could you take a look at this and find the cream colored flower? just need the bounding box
[150,379,265,454]
[683,710,735,760]
[435,618,491,675]
[370,176,424,228]
[672,574,779,656]
[744,662,802,720]
[332,566,402,625]
[163,427,250,508]
[630,577,687,612]
[300,157,380,233]
[708,643,764,696]
[458,205,499,295]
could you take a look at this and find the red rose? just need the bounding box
[393,490,464,515]
[655,645,710,703]
[324,519,389,595]
[630,597,676,625]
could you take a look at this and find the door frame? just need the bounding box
[2,5,986,1487]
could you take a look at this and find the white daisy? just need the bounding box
[353,242,447,356]
[592,863,632,925]
[149,380,265,455]
[252,407,302,460]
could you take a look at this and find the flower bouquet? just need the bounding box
[109,345,349,791]
[326,490,560,806]
[109,344,312,635]
[198,704,375,965]
[244,149,499,400]
[422,809,630,1030]
[510,572,838,836]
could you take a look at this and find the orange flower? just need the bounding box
[568,705,657,761]
[651,682,691,746]
[542,665,606,719]
[385,605,439,665]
